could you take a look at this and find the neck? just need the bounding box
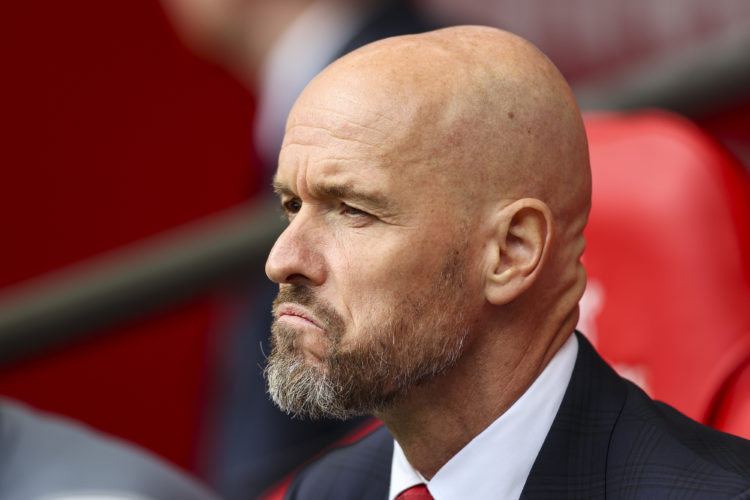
[374,318,574,479]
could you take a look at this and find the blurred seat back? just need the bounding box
[579,110,750,438]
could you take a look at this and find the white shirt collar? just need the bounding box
[389,334,578,500]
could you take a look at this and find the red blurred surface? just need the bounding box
[582,111,750,437]
[1,0,259,472]
[696,96,750,173]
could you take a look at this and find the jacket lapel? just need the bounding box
[520,332,627,499]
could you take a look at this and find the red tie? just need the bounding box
[396,484,434,500]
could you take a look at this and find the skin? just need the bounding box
[266,26,591,479]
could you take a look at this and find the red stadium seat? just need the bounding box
[579,110,750,438]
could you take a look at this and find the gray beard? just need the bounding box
[264,253,471,420]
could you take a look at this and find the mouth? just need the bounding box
[275,303,325,331]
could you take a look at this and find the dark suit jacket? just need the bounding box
[281,332,750,499]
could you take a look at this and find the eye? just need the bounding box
[281,198,302,218]
[340,203,370,217]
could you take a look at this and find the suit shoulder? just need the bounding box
[285,422,393,500]
[608,381,750,497]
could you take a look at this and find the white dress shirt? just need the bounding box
[389,334,579,500]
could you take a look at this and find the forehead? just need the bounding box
[283,90,399,154]
[276,92,416,193]
[274,63,469,207]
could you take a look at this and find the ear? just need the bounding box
[483,198,553,305]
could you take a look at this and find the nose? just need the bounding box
[265,215,325,287]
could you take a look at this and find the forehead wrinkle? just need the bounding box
[283,124,381,150]
[299,104,396,138]
[284,100,397,152]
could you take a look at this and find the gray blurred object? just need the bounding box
[0,199,283,365]
[573,20,750,115]
[0,397,220,500]
[423,0,750,113]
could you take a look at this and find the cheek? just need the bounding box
[326,218,468,325]
[341,243,448,317]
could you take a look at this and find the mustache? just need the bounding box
[273,285,318,311]
[272,285,345,341]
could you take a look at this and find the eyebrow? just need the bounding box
[272,179,393,212]
[272,179,294,197]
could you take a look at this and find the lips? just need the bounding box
[275,303,324,330]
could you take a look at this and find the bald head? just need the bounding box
[285,26,591,224]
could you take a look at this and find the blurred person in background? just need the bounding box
[0,397,220,500]
[161,0,435,497]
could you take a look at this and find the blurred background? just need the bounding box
[1,0,749,499]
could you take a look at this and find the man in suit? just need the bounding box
[263,25,750,499]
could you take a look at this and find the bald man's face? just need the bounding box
[262,25,591,418]
[263,83,481,418]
